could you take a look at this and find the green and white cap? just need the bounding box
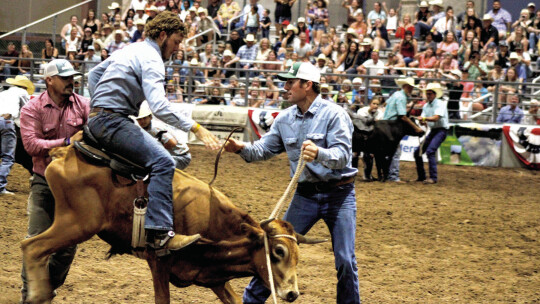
[43,59,82,78]
[277,62,320,83]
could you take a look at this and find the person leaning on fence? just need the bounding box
[87,11,221,253]
[496,94,524,124]
[19,59,89,303]
[383,77,424,183]
[224,61,361,304]
[135,101,191,170]
[412,82,448,184]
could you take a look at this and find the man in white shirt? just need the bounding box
[0,75,34,194]
[358,51,385,76]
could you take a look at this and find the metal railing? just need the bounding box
[185,28,220,55]
[1,57,539,125]
[0,0,93,49]
[226,13,247,39]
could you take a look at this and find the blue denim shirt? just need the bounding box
[239,96,358,183]
[88,38,195,132]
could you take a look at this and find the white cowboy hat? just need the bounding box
[223,49,234,57]
[346,27,359,38]
[360,38,372,46]
[482,14,493,21]
[190,58,200,66]
[317,53,327,62]
[108,2,121,10]
[509,52,520,60]
[6,75,35,95]
[285,24,298,34]
[419,1,429,8]
[198,7,207,14]
[429,0,443,7]
[134,19,146,26]
[244,34,256,42]
[298,17,306,23]
[395,76,416,89]
[420,82,443,99]
[447,69,462,80]
[136,101,152,119]
[148,5,159,12]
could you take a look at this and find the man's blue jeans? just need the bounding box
[88,112,175,231]
[387,146,401,181]
[414,128,447,182]
[0,117,16,191]
[243,183,361,304]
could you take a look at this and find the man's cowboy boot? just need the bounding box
[147,230,201,252]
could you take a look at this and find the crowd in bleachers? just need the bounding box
[1,0,539,123]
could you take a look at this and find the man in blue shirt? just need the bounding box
[412,83,448,184]
[382,77,424,182]
[224,62,361,304]
[87,11,221,252]
[496,94,524,124]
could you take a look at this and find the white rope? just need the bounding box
[264,233,279,304]
[269,149,307,219]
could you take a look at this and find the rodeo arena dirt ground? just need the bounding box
[0,145,539,303]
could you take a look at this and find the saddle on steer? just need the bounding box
[73,125,149,180]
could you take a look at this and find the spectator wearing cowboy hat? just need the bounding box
[0,75,35,192]
[135,101,191,170]
[281,24,299,48]
[412,82,448,184]
[383,77,424,183]
[224,61,361,304]
[228,33,259,72]
[523,99,540,125]
[480,14,499,50]
[131,18,146,43]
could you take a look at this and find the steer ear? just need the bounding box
[295,232,328,244]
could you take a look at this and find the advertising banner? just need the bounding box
[188,105,248,144]
[502,125,540,170]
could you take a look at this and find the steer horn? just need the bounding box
[295,232,327,244]
[260,218,275,228]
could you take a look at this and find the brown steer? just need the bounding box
[21,146,314,304]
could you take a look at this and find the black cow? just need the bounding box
[367,119,424,181]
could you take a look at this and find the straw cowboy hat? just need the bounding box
[429,0,443,7]
[395,76,416,89]
[134,19,146,26]
[136,101,152,119]
[420,82,443,99]
[285,24,298,34]
[108,2,121,10]
[509,52,521,60]
[6,75,35,95]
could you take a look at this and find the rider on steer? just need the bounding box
[87,11,220,252]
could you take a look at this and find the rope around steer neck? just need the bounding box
[264,233,298,304]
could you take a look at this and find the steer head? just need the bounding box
[241,218,327,302]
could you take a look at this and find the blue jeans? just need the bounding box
[0,118,16,191]
[87,112,175,231]
[243,183,361,304]
[529,32,540,52]
[387,146,401,181]
[414,128,447,182]
[173,152,191,170]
